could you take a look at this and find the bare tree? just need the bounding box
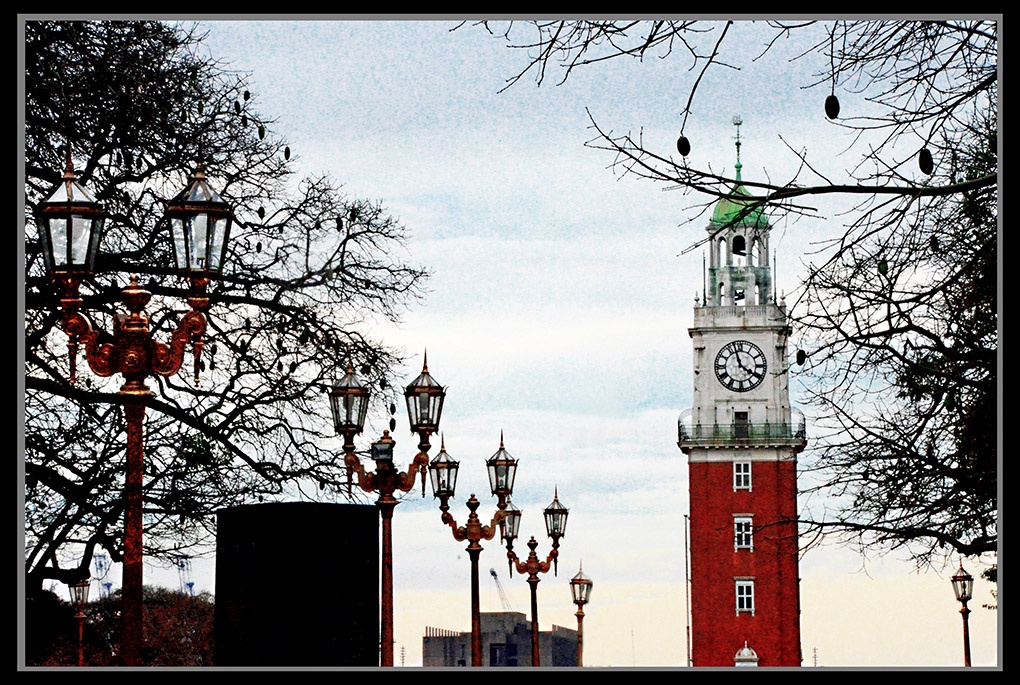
[23,20,428,594]
[461,19,998,568]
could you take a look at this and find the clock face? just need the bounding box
[714,340,767,392]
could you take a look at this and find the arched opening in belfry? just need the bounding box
[732,234,747,267]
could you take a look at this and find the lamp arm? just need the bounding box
[63,311,118,379]
[507,549,529,576]
[394,452,429,494]
[444,515,469,543]
[480,508,507,541]
[538,547,558,575]
[151,309,206,380]
[344,453,375,493]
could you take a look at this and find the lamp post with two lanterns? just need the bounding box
[327,355,446,667]
[951,564,975,667]
[503,487,569,667]
[427,433,518,667]
[35,150,235,666]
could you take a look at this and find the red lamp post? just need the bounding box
[68,579,91,667]
[569,563,593,667]
[951,564,975,667]
[429,434,517,666]
[328,355,444,667]
[504,488,569,667]
[36,151,235,667]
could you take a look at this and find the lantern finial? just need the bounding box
[63,145,74,177]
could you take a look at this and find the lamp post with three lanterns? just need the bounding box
[35,149,235,666]
[328,354,446,667]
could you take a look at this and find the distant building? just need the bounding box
[422,612,577,667]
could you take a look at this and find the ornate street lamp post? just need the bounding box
[430,434,517,666]
[951,564,975,667]
[36,151,234,666]
[328,355,444,667]
[504,488,569,667]
[569,563,593,667]
[68,578,91,667]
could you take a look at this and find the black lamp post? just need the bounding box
[68,578,91,667]
[951,564,974,667]
[36,150,234,666]
[569,563,593,667]
[504,488,569,667]
[430,434,517,666]
[328,355,445,667]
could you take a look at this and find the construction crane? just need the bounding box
[93,553,113,598]
[490,567,516,613]
[174,554,194,596]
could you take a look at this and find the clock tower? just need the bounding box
[678,119,807,667]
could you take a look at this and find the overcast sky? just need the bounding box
[67,17,999,668]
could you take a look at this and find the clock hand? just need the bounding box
[735,354,751,375]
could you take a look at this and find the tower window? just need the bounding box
[734,411,749,438]
[736,579,755,615]
[734,461,752,491]
[734,516,754,551]
[732,235,747,256]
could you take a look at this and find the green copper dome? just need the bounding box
[710,164,768,229]
[709,117,769,230]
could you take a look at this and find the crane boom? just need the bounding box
[490,567,515,613]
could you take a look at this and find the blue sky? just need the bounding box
[74,18,998,668]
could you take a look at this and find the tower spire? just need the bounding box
[732,114,743,181]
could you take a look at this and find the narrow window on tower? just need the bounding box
[734,516,754,552]
[734,461,752,491]
[735,579,755,616]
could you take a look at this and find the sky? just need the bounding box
[37,17,1000,669]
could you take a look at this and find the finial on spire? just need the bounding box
[499,430,505,449]
[732,114,743,180]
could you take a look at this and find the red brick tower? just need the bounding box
[678,118,807,667]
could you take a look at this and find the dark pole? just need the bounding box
[121,396,146,667]
[76,608,86,666]
[469,547,482,666]
[378,495,396,667]
[575,605,585,667]
[528,574,541,666]
[961,598,972,667]
[117,281,163,668]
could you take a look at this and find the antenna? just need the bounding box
[702,252,707,306]
[732,115,743,178]
[684,513,692,667]
[773,251,778,304]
